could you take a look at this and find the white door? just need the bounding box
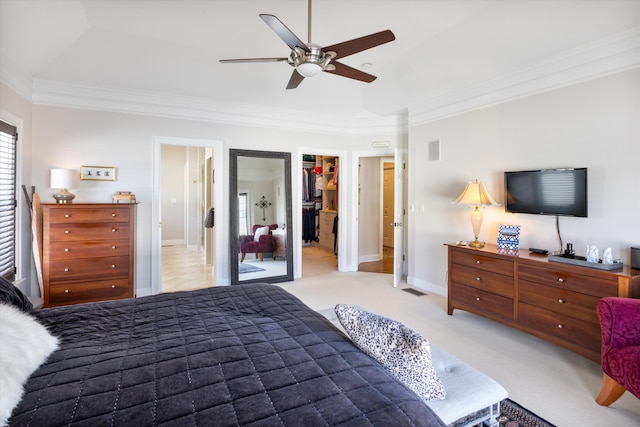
[393,149,406,287]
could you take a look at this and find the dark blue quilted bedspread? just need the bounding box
[10,284,444,426]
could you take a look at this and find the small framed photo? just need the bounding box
[80,166,117,181]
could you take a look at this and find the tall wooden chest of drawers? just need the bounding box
[447,243,640,363]
[42,203,136,307]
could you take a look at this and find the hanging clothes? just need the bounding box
[302,207,316,243]
[204,208,214,228]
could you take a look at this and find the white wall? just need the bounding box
[161,144,186,243]
[407,69,640,295]
[358,157,382,262]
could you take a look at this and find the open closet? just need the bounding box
[302,154,339,258]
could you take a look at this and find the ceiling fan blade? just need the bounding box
[324,30,395,59]
[286,70,305,90]
[260,14,310,52]
[325,61,377,83]
[220,57,288,63]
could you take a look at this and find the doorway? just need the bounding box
[357,158,394,274]
[151,137,223,296]
[301,153,340,272]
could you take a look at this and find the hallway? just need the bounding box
[161,245,215,293]
[357,245,393,274]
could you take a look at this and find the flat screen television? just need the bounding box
[504,168,588,217]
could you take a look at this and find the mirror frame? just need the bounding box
[229,149,294,284]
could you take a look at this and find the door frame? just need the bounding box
[351,149,407,281]
[151,136,225,296]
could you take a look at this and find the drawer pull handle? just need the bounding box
[476,277,481,281]
[64,214,70,218]
[558,299,565,304]
[558,277,565,283]
[112,245,117,249]
[64,268,70,272]
[111,228,116,233]
[64,230,70,234]
[111,213,117,217]
[557,324,564,329]
[111,285,115,288]
[476,297,481,301]
[64,248,70,252]
[64,289,69,293]
[111,265,116,268]
[476,260,481,264]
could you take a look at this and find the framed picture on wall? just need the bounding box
[80,166,117,181]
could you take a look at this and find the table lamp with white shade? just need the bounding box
[50,169,78,204]
[452,179,500,248]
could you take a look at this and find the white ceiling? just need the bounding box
[1,0,639,126]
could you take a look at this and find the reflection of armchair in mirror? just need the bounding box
[239,224,278,262]
[230,149,293,285]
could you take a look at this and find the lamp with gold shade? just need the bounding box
[452,179,500,248]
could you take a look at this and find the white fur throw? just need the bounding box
[335,304,446,401]
[0,304,59,425]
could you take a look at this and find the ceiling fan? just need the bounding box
[220,0,395,89]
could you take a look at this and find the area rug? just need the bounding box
[239,263,265,274]
[492,398,556,427]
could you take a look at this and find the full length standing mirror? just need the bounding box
[230,149,293,284]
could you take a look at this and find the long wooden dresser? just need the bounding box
[42,203,136,307]
[446,243,640,363]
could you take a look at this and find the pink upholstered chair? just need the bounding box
[595,297,640,406]
[238,224,278,262]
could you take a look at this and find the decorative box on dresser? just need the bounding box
[446,243,640,363]
[42,203,137,307]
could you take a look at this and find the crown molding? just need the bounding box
[408,28,640,127]
[5,29,637,135]
[30,79,403,136]
[0,52,33,101]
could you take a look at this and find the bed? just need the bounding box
[6,283,445,426]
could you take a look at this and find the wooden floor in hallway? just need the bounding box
[358,245,393,274]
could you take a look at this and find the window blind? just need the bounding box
[0,120,17,280]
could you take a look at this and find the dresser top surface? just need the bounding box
[446,243,640,279]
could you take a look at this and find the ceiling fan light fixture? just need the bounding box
[296,62,323,77]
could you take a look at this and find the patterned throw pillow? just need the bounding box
[335,304,446,401]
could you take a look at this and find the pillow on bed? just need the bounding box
[0,304,59,425]
[335,304,446,401]
[253,226,271,241]
[0,276,33,313]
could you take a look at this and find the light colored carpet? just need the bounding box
[277,262,640,427]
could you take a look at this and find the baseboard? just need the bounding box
[162,239,186,246]
[406,276,447,297]
[359,254,382,263]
